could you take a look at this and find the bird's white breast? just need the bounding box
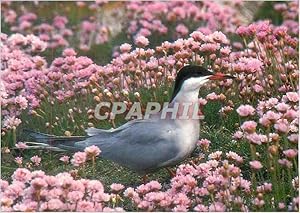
[175,119,199,158]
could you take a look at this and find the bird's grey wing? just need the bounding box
[85,119,148,136]
[76,120,180,173]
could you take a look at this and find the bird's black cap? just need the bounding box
[170,65,212,102]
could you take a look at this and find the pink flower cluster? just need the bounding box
[1,1,112,52]
[274,1,299,36]
[1,33,48,132]
[0,168,124,212]
[45,48,101,102]
[71,145,101,167]
[235,94,298,146]
[4,8,72,49]
[126,1,243,40]
[124,153,251,211]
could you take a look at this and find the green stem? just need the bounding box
[12,128,17,147]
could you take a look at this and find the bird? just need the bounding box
[26,65,234,177]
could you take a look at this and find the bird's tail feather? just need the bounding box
[23,129,88,152]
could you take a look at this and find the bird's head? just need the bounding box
[170,65,235,102]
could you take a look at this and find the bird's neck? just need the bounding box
[171,89,199,104]
[163,89,201,120]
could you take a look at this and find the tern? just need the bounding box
[26,65,234,176]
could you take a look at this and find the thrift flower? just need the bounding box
[249,160,263,170]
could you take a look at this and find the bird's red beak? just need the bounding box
[208,72,235,80]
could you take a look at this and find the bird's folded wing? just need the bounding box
[85,119,155,136]
[76,120,180,172]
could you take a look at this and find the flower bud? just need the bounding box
[268,145,278,155]
[64,131,71,136]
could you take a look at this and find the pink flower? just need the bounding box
[246,133,263,145]
[197,139,211,150]
[92,192,110,203]
[253,84,264,93]
[275,102,290,112]
[278,159,292,168]
[26,34,47,52]
[283,149,298,159]
[81,20,96,32]
[135,36,149,47]
[211,31,228,44]
[278,202,286,209]
[274,3,287,11]
[208,202,226,211]
[14,95,28,110]
[47,198,64,210]
[190,31,205,42]
[76,200,95,212]
[226,151,243,163]
[31,171,45,178]
[16,142,28,149]
[236,105,255,117]
[208,151,222,160]
[220,46,231,55]
[120,43,132,52]
[274,119,290,133]
[206,92,218,100]
[233,131,243,139]
[176,24,189,36]
[194,204,208,212]
[287,134,298,143]
[86,180,104,193]
[8,33,27,46]
[138,28,151,37]
[266,98,279,109]
[3,116,22,129]
[123,187,137,198]
[0,179,9,191]
[286,92,299,102]
[67,191,84,203]
[63,48,77,57]
[53,16,68,29]
[241,121,257,133]
[14,157,23,166]
[249,160,263,170]
[200,43,220,53]
[12,168,32,182]
[30,155,41,166]
[84,145,101,158]
[284,109,298,120]
[4,10,17,24]
[236,26,249,37]
[31,177,47,188]
[265,111,281,122]
[59,155,70,164]
[198,98,207,105]
[263,182,272,192]
[253,198,265,207]
[110,183,125,192]
[259,116,271,127]
[71,152,87,167]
